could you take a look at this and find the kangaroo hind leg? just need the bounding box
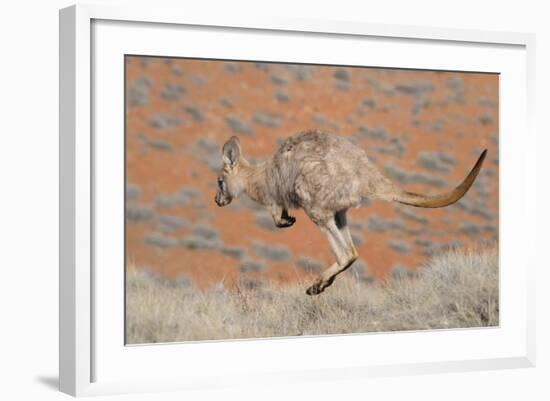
[334,209,358,258]
[306,210,358,295]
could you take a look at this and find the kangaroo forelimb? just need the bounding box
[270,205,296,228]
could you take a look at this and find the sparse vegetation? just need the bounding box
[180,235,222,251]
[274,90,289,102]
[355,125,387,141]
[367,215,405,232]
[285,64,313,81]
[148,113,181,129]
[224,62,241,74]
[144,232,178,249]
[270,74,288,86]
[296,256,324,273]
[333,67,351,82]
[126,246,498,344]
[221,246,246,260]
[128,76,151,106]
[126,183,141,200]
[137,133,173,151]
[126,204,153,223]
[154,187,200,208]
[395,81,434,95]
[225,115,253,136]
[416,151,455,173]
[384,164,447,188]
[185,105,206,122]
[157,215,189,232]
[252,112,282,128]
[239,259,265,273]
[388,239,411,254]
[160,83,185,102]
[253,241,291,261]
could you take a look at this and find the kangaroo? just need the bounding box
[214,131,487,295]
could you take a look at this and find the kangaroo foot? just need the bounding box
[305,276,335,296]
[306,280,324,295]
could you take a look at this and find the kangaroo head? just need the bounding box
[215,136,246,207]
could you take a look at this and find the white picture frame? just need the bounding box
[59,4,536,397]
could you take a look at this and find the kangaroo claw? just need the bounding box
[306,280,324,295]
[276,215,295,228]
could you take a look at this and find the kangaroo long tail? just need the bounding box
[392,149,487,208]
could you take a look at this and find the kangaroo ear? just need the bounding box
[222,136,241,167]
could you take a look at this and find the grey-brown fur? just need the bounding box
[215,131,487,295]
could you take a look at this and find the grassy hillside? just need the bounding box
[126,246,498,344]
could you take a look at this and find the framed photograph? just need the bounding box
[59,4,536,396]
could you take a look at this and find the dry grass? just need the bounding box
[126,246,498,344]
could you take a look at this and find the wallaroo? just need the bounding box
[215,131,487,296]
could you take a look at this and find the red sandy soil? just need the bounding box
[125,56,498,288]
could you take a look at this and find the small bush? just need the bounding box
[137,133,173,151]
[192,224,219,240]
[270,75,288,86]
[286,64,313,81]
[253,241,291,261]
[128,76,150,106]
[148,113,181,129]
[225,115,253,136]
[239,259,265,273]
[221,246,246,260]
[144,233,178,249]
[219,97,234,108]
[395,81,434,95]
[367,215,404,232]
[126,205,153,223]
[252,112,282,128]
[355,125,387,141]
[394,206,428,225]
[389,239,411,254]
[384,164,447,188]
[224,62,241,73]
[416,151,455,173]
[160,84,185,102]
[126,183,141,200]
[157,215,189,232]
[154,186,200,208]
[334,68,351,82]
[180,235,222,251]
[274,90,290,102]
[296,256,324,273]
[185,105,206,122]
